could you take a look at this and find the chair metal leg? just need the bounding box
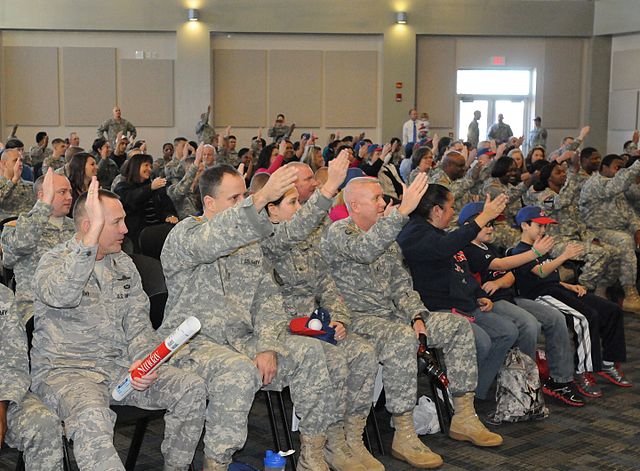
[124,417,151,471]
[264,391,282,453]
[275,391,297,471]
[367,404,385,456]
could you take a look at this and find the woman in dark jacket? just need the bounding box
[114,153,177,250]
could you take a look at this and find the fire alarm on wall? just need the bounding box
[395,93,403,102]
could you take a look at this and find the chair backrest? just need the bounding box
[137,223,173,259]
[130,254,168,329]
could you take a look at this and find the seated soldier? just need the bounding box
[160,165,345,471]
[459,202,583,406]
[0,147,35,220]
[167,146,204,220]
[396,185,518,401]
[262,155,381,470]
[322,175,502,470]
[1,283,64,470]
[511,206,631,397]
[30,180,207,471]
[1,169,76,323]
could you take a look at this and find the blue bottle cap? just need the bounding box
[264,450,286,467]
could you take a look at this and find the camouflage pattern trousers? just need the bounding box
[178,334,344,464]
[34,367,206,471]
[351,311,477,414]
[4,392,64,470]
[551,236,622,290]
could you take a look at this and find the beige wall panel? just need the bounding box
[268,50,322,128]
[119,59,174,127]
[611,49,640,91]
[543,39,583,129]
[3,46,59,126]
[62,47,116,126]
[212,49,266,127]
[608,90,639,131]
[416,37,456,129]
[324,50,377,128]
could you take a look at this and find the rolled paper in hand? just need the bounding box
[112,316,201,401]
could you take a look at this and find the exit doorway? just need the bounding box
[456,69,535,143]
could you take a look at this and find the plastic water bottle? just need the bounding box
[264,450,286,471]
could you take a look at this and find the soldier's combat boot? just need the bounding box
[391,412,443,469]
[324,422,367,471]
[202,456,228,471]
[449,393,503,447]
[298,434,330,471]
[622,285,640,313]
[344,415,385,471]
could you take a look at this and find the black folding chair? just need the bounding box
[138,223,174,259]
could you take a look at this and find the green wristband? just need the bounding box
[531,247,543,258]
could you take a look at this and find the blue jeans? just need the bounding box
[514,297,574,383]
[469,308,518,399]
[491,299,540,359]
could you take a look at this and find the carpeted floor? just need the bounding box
[2,313,639,471]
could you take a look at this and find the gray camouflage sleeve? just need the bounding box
[252,271,288,357]
[1,200,51,265]
[592,160,640,198]
[0,285,30,404]
[167,164,197,201]
[34,239,97,308]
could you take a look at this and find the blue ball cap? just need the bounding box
[339,167,366,191]
[264,450,286,467]
[515,205,558,226]
[458,202,484,226]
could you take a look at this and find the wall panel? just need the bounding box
[416,37,456,129]
[119,59,174,126]
[543,38,583,128]
[611,49,640,91]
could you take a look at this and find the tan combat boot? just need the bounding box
[202,456,228,471]
[449,393,503,447]
[622,285,640,313]
[344,415,385,471]
[298,434,330,471]
[324,422,367,471]
[391,412,443,469]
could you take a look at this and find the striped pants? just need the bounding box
[533,286,626,372]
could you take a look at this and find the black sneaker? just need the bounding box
[543,379,585,407]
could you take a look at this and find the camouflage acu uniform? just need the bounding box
[1,200,76,323]
[527,171,621,290]
[166,164,200,220]
[261,190,377,422]
[96,118,137,147]
[160,197,341,464]
[482,177,524,249]
[430,166,484,228]
[216,148,238,167]
[579,160,640,286]
[195,110,215,145]
[268,124,292,143]
[165,159,186,186]
[26,145,52,167]
[42,154,66,174]
[548,136,583,162]
[31,238,206,470]
[625,182,640,216]
[0,176,35,220]
[321,209,478,411]
[0,284,64,470]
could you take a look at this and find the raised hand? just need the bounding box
[151,177,167,190]
[322,149,350,197]
[561,242,583,261]
[42,168,55,205]
[253,166,298,212]
[532,235,555,256]
[480,193,508,221]
[11,156,23,184]
[578,125,590,140]
[195,143,204,167]
[83,177,104,247]
[278,139,288,157]
[398,172,428,216]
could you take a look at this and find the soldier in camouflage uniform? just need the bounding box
[160,165,342,471]
[0,283,64,470]
[262,157,381,471]
[526,160,624,301]
[2,170,76,323]
[26,131,53,168]
[579,155,640,312]
[0,148,35,219]
[195,106,215,145]
[482,156,529,249]
[321,175,503,469]
[167,156,202,220]
[31,183,206,471]
[547,126,590,162]
[96,106,137,147]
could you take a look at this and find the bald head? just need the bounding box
[442,151,466,180]
[343,177,385,231]
[34,173,73,217]
[344,177,379,211]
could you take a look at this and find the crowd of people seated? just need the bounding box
[0,105,637,471]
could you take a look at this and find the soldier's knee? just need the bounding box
[221,355,262,390]
[66,406,116,440]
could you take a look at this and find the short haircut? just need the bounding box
[36,131,47,143]
[343,177,380,212]
[73,189,120,229]
[228,135,237,141]
[580,147,598,161]
[390,137,401,146]
[238,147,250,159]
[249,172,270,194]
[623,140,633,150]
[4,138,24,150]
[51,138,64,146]
[33,175,45,196]
[600,153,623,170]
[491,157,515,178]
[199,164,240,203]
[173,137,188,144]
[92,137,108,153]
[413,184,451,220]
[163,142,174,150]
[65,146,85,162]
[276,113,285,120]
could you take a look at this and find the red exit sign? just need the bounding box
[491,56,506,66]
